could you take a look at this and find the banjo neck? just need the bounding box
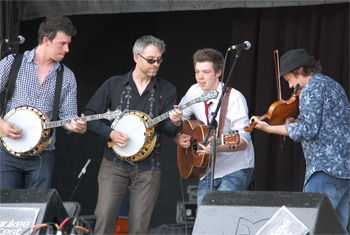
[145,89,218,129]
[109,89,218,162]
[42,110,122,130]
[0,106,122,158]
[145,99,198,129]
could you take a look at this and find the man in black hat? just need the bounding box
[251,48,349,233]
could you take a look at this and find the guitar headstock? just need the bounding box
[104,109,123,121]
[223,131,240,146]
[197,89,218,103]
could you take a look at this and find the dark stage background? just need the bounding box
[6,2,350,228]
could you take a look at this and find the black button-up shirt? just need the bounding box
[83,70,182,171]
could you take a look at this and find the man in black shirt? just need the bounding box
[83,35,182,234]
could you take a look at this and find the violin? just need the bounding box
[244,84,301,132]
[244,49,301,133]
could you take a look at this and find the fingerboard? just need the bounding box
[203,132,239,145]
[145,98,202,128]
[42,110,122,129]
[145,89,218,128]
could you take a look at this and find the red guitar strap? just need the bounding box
[218,86,232,136]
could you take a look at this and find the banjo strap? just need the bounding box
[52,65,63,121]
[0,53,63,122]
[0,53,24,116]
[111,74,160,117]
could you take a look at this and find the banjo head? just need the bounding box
[1,107,44,154]
[111,113,147,157]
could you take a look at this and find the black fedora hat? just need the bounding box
[280,48,315,77]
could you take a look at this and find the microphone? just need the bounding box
[78,159,91,178]
[4,35,25,44]
[229,41,251,51]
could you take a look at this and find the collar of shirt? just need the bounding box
[125,68,158,92]
[26,48,62,72]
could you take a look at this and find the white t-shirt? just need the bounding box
[179,82,255,179]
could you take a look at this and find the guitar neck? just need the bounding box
[42,113,107,129]
[212,133,240,146]
[145,99,198,128]
[216,134,234,145]
[216,137,225,146]
[201,137,227,146]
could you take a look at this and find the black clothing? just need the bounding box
[83,70,182,171]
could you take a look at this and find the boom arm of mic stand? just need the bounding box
[225,48,242,89]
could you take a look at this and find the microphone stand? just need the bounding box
[0,41,3,59]
[69,159,91,201]
[1,41,12,59]
[203,47,244,191]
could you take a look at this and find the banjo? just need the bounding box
[0,106,122,158]
[108,89,218,162]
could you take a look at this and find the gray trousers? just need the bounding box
[94,157,161,234]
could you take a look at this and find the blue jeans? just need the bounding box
[304,171,350,234]
[0,147,54,189]
[197,167,254,206]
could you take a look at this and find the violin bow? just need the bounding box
[274,49,285,148]
[274,49,282,101]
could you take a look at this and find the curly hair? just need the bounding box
[291,61,322,76]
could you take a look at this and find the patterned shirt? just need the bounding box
[286,73,350,184]
[83,70,182,171]
[0,49,79,151]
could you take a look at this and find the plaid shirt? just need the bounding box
[0,48,78,151]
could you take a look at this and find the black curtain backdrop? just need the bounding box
[17,3,349,227]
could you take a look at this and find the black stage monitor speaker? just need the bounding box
[193,191,344,235]
[0,189,72,234]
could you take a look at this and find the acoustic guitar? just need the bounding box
[177,120,240,179]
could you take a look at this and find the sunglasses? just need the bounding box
[138,54,163,64]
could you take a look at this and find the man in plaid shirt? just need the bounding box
[0,16,86,189]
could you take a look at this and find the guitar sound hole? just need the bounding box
[193,141,198,154]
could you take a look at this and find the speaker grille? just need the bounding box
[193,191,344,234]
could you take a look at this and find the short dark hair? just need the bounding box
[37,16,77,44]
[290,60,322,76]
[192,48,224,73]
